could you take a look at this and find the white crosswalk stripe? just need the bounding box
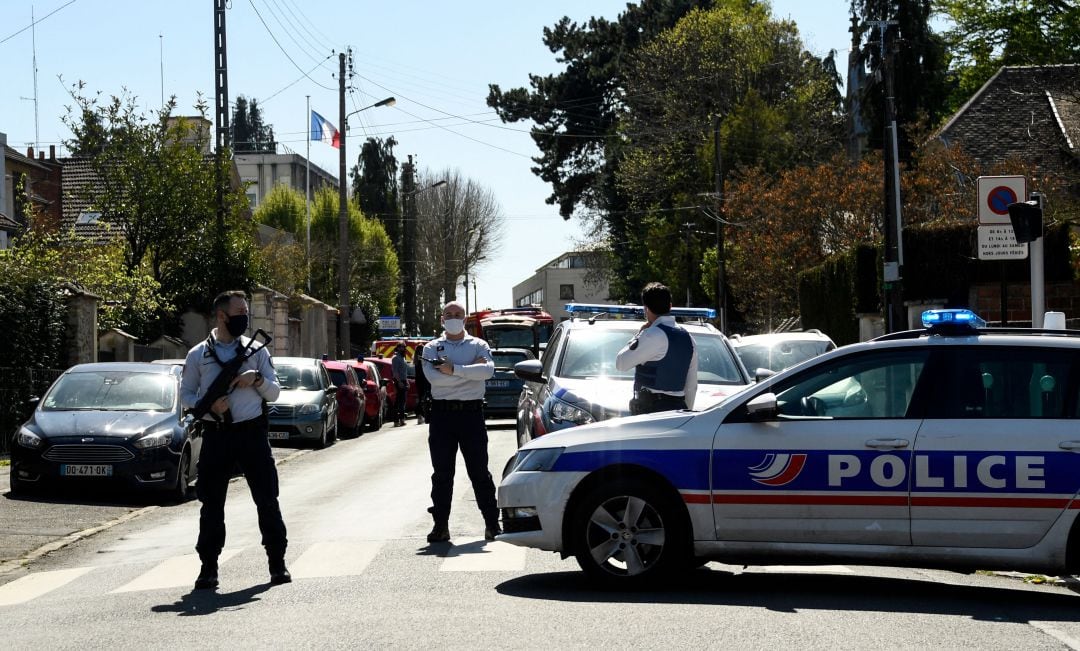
[0,567,96,607]
[289,541,382,578]
[111,549,241,594]
[439,538,528,572]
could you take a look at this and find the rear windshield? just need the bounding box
[736,340,832,372]
[492,351,529,369]
[43,371,176,411]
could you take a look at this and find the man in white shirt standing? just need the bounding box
[420,301,500,543]
[615,282,698,415]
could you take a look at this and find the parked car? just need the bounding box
[349,359,387,431]
[730,329,836,380]
[322,360,364,438]
[267,357,338,449]
[486,348,535,419]
[9,362,200,502]
[513,303,751,449]
[499,309,1080,586]
[365,357,417,420]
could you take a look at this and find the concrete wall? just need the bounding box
[65,291,98,366]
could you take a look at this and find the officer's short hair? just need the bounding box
[641,282,672,316]
[213,290,248,316]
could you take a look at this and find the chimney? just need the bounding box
[27,147,33,158]
[38,151,45,160]
[49,145,55,160]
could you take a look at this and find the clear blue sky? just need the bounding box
[0,0,859,313]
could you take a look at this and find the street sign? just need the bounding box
[977,175,1026,225]
[977,224,1028,260]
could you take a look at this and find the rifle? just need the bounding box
[188,329,273,423]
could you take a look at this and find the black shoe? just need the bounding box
[269,557,292,585]
[194,561,218,590]
[426,525,450,543]
[484,523,502,541]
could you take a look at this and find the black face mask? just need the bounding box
[225,314,249,337]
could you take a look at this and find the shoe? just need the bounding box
[269,557,292,585]
[426,525,450,543]
[194,561,218,590]
[484,523,502,541]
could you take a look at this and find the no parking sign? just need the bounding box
[977,175,1026,225]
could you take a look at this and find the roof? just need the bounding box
[3,145,50,171]
[0,210,21,232]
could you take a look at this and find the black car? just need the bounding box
[485,348,535,419]
[9,362,201,502]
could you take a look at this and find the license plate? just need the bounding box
[486,380,510,388]
[61,464,113,477]
[267,431,290,440]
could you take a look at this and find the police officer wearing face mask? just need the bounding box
[420,300,501,543]
[180,290,290,590]
[615,282,698,415]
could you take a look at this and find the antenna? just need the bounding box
[159,33,164,107]
[31,5,40,152]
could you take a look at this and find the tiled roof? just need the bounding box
[0,210,22,232]
[60,158,115,243]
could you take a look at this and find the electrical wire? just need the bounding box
[248,0,334,91]
[0,0,78,45]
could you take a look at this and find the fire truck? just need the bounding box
[370,337,434,362]
[464,307,554,357]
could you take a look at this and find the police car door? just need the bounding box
[911,344,1080,548]
[713,348,931,545]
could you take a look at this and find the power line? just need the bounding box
[248,0,334,91]
[0,0,78,46]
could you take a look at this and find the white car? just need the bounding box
[497,309,1080,586]
[730,329,836,379]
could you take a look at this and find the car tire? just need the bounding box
[169,449,191,503]
[315,420,329,449]
[569,478,688,587]
[370,407,383,432]
[8,462,26,496]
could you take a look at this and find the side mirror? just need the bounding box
[514,359,545,383]
[380,377,389,387]
[746,392,778,422]
[754,368,776,383]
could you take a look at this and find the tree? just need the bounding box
[939,0,1080,111]
[351,136,401,252]
[254,183,306,235]
[852,0,949,157]
[232,95,276,153]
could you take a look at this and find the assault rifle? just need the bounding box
[188,329,273,423]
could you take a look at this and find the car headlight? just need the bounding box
[511,447,564,473]
[298,403,319,415]
[134,430,172,449]
[16,427,43,449]
[548,397,595,425]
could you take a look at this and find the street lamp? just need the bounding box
[338,95,395,359]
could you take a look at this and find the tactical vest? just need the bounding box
[633,323,693,393]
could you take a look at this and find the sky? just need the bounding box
[0,0,860,314]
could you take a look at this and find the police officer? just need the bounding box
[414,342,431,425]
[391,343,409,427]
[421,300,501,543]
[615,282,698,415]
[180,290,291,590]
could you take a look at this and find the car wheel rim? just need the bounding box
[585,495,666,576]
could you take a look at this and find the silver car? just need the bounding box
[266,357,339,449]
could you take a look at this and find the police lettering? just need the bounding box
[827,454,1045,490]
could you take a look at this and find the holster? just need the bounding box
[629,390,655,416]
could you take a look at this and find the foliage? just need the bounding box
[939,0,1080,112]
[852,0,950,156]
[351,292,382,355]
[351,137,401,252]
[254,183,306,235]
[232,95,277,153]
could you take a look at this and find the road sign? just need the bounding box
[977,225,1028,260]
[977,175,1026,225]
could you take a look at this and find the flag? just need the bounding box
[310,110,340,149]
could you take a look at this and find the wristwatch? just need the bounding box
[253,371,264,387]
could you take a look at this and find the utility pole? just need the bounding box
[337,51,350,359]
[402,155,417,335]
[213,0,230,297]
[713,114,727,334]
[869,18,903,332]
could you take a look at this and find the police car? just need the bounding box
[497,309,1080,586]
[512,303,751,448]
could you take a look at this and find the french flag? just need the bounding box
[310,110,340,148]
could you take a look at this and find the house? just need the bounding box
[234,152,338,210]
[512,252,610,321]
[2,133,64,245]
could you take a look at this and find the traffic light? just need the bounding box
[1007,199,1043,244]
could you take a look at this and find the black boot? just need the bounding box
[426,524,450,543]
[269,555,292,585]
[194,559,218,590]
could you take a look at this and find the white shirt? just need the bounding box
[181,330,281,423]
[615,315,698,408]
[421,333,494,401]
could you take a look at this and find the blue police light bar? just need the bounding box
[921,308,986,330]
[565,303,717,319]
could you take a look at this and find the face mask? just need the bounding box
[225,314,249,337]
[443,318,465,335]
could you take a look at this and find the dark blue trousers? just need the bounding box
[195,417,288,560]
[427,407,499,527]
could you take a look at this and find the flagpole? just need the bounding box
[306,95,311,294]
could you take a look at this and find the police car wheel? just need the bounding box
[571,479,686,586]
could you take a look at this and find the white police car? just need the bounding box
[497,309,1080,586]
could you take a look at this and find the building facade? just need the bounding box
[234,152,338,210]
[512,252,610,321]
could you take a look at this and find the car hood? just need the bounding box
[551,377,745,419]
[523,409,696,450]
[30,409,175,438]
[270,389,325,406]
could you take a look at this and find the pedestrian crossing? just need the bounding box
[0,537,530,607]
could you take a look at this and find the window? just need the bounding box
[516,288,543,307]
[76,211,102,225]
[560,284,575,300]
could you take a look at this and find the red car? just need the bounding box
[365,357,417,421]
[348,359,386,431]
[322,361,364,438]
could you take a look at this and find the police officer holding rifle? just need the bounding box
[180,290,290,590]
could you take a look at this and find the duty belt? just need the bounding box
[430,399,485,412]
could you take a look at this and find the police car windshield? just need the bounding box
[42,371,176,411]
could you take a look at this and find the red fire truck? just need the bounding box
[464,307,554,357]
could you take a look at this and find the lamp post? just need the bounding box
[337,94,395,359]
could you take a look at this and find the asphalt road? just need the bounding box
[3,420,1080,649]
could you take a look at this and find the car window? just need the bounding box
[277,365,321,390]
[693,333,748,384]
[772,349,930,419]
[43,371,175,411]
[736,340,832,372]
[492,351,528,369]
[560,329,636,379]
[540,327,564,377]
[328,368,347,387]
[926,347,1078,419]
[486,326,535,349]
